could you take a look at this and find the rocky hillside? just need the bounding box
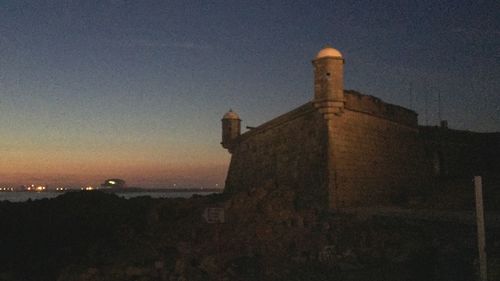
[0,182,499,281]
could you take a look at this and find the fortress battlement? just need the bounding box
[237,103,316,142]
[236,90,418,144]
[344,90,418,128]
[220,46,500,210]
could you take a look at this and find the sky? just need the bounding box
[0,0,499,188]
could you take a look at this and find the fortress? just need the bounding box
[220,46,500,210]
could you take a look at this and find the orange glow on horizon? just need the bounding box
[0,149,230,188]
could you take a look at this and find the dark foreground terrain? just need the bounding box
[1,180,499,281]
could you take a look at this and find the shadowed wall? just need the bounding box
[224,103,329,209]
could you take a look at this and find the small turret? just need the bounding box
[221,109,241,152]
[312,45,345,118]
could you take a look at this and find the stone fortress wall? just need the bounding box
[221,46,500,209]
[329,90,430,207]
[420,126,500,180]
[224,103,330,209]
[343,90,418,127]
[328,97,430,207]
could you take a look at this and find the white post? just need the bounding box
[474,176,487,281]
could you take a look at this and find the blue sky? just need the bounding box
[0,0,499,187]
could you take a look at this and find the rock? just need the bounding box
[199,255,219,275]
[125,266,147,277]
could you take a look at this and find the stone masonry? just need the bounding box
[220,46,500,210]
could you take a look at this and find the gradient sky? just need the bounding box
[0,0,499,188]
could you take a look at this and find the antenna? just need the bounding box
[409,82,413,110]
[424,89,428,126]
[438,91,442,122]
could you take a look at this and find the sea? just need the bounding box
[0,191,219,203]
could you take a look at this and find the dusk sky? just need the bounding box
[0,0,499,188]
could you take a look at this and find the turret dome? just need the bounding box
[222,109,240,120]
[316,46,343,59]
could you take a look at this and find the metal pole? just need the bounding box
[438,91,442,122]
[409,82,413,110]
[474,176,487,281]
[424,90,428,126]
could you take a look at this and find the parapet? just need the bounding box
[344,90,418,127]
[236,103,317,142]
[419,125,500,144]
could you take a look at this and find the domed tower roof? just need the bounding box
[316,45,343,59]
[222,109,240,120]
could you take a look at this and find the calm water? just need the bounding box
[0,191,218,202]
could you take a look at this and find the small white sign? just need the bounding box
[203,207,225,223]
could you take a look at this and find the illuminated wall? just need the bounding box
[224,90,432,208]
[328,95,429,207]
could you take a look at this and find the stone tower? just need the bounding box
[312,46,344,118]
[221,109,241,152]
